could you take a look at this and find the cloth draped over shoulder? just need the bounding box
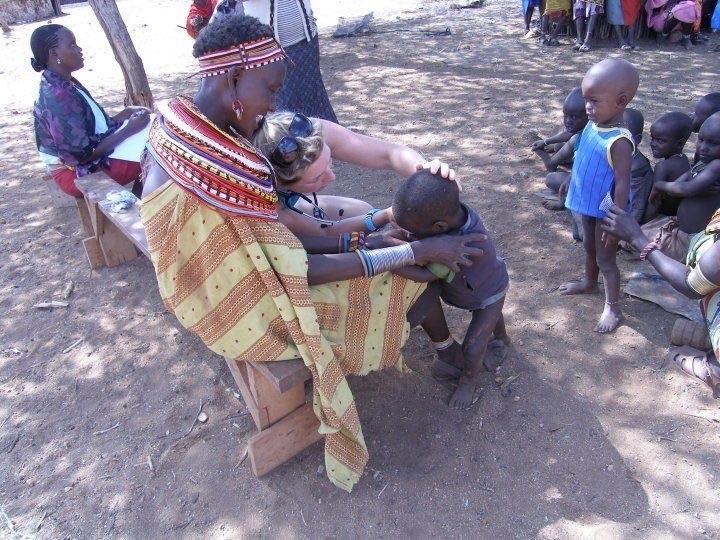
[33,70,119,176]
[140,97,426,491]
[686,208,720,359]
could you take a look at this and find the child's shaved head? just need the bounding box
[393,170,461,238]
[623,108,644,143]
[564,87,585,110]
[692,93,720,133]
[563,87,588,134]
[653,112,693,141]
[583,58,640,101]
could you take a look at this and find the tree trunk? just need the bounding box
[88,0,154,108]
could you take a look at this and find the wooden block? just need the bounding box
[97,216,139,267]
[250,359,311,394]
[76,198,94,238]
[247,363,305,429]
[83,237,105,269]
[224,358,263,429]
[248,403,322,477]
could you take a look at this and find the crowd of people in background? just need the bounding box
[521,0,720,49]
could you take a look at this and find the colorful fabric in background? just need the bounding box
[713,0,720,31]
[607,0,644,25]
[544,0,572,20]
[521,0,541,16]
[141,97,426,490]
[685,207,720,359]
[277,34,337,123]
[33,70,119,177]
[645,0,701,32]
[186,0,217,39]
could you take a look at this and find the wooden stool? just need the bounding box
[224,357,321,476]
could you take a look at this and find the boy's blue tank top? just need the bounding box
[565,122,634,218]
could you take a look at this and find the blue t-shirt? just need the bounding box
[565,122,634,218]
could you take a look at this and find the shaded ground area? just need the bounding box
[1,0,720,537]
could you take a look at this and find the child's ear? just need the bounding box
[432,220,450,233]
[617,93,629,108]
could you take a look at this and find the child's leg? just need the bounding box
[594,221,623,333]
[491,313,510,345]
[524,6,535,31]
[550,15,565,40]
[559,215,599,294]
[574,15,585,46]
[613,24,629,47]
[540,14,549,41]
[421,295,465,380]
[449,299,505,409]
[583,13,599,46]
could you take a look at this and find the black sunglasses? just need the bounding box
[269,113,314,166]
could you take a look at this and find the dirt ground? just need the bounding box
[2,0,720,537]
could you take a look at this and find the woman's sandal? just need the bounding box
[578,43,591,52]
[572,41,583,50]
[669,346,720,398]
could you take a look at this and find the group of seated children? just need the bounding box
[532,59,720,334]
[533,89,720,263]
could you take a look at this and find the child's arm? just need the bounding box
[610,138,633,211]
[538,135,577,171]
[532,129,572,150]
[278,206,393,237]
[392,265,439,282]
[654,162,720,198]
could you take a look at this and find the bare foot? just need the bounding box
[449,374,480,409]
[542,199,565,211]
[431,341,464,382]
[594,302,623,333]
[558,279,597,295]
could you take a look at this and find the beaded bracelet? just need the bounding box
[639,241,660,261]
[364,209,381,232]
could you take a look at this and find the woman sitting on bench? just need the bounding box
[139,14,484,492]
[31,24,151,198]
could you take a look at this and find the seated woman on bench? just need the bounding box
[139,14,484,492]
[31,24,151,198]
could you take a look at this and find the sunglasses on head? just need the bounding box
[269,113,314,166]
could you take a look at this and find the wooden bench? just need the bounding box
[74,172,320,476]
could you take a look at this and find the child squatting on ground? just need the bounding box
[560,58,639,334]
[391,170,510,410]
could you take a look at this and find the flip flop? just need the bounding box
[578,44,591,52]
[620,44,632,50]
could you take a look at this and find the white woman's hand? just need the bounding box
[416,159,461,191]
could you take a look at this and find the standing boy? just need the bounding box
[560,58,639,333]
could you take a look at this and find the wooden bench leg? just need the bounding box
[76,198,94,237]
[84,199,138,268]
[248,403,322,477]
[224,357,321,477]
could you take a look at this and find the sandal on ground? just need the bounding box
[578,43,591,52]
[620,44,632,50]
[669,346,720,398]
[572,41,583,50]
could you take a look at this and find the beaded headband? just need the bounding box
[197,36,286,78]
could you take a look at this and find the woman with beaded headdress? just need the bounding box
[140,14,484,492]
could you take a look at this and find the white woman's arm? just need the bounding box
[319,119,455,180]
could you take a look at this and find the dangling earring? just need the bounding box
[232,99,244,121]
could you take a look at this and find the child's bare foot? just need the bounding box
[542,198,564,211]
[449,374,481,409]
[594,302,623,333]
[558,278,597,295]
[431,341,464,382]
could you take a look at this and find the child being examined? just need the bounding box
[391,170,509,410]
[560,58,639,334]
